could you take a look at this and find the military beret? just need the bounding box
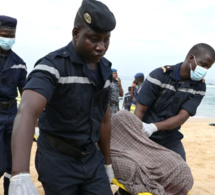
[78,0,116,32]
[0,15,17,29]
[112,68,117,72]
[134,73,144,79]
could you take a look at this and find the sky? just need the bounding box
[1,0,215,83]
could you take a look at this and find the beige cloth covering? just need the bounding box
[110,110,193,195]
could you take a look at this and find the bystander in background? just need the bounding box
[130,72,144,113]
[110,68,123,115]
[0,15,27,195]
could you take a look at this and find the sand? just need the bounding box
[1,117,215,195]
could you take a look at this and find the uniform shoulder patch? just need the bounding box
[60,50,69,57]
[46,49,70,61]
[161,65,173,73]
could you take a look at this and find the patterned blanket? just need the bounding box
[110,110,193,195]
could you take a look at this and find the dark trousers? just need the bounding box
[35,133,113,195]
[0,107,16,195]
[163,139,186,161]
[150,137,186,161]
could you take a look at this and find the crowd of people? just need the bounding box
[0,0,215,195]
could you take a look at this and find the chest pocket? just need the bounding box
[168,93,183,116]
[67,83,93,114]
[0,68,19,93]
[153,89,176,115]
[69,84,82,112]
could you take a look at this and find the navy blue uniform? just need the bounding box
[130,83,143,113]
[137,63,205,160]
[0,50,27,192]
[132,83,143,106]
[24,41,113,195]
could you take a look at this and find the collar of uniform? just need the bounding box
[99,57,112,81]
[170,62,199,87]
[0,52,7,58]
[2,49,26,71]
[66,41,85,65]
[137,83,143,88]
[113,79,118,83]
[184,78,199,86]
[4,49,25,65]
[169,63,182,81]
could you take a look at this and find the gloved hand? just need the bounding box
[9,173,38,195]
[142,122,158,137]
[104,164,115,183]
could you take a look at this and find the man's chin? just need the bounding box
[83,55,103,64]
[89,57,102,64]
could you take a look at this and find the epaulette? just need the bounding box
[161,65,173,73]
[46,49,70,61]
[34,49,69,67]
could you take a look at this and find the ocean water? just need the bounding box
[196,84,215,118]
[119,76,215,118]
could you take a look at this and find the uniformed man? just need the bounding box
[0,15,27,195]
[9,1,116,195]
[135,43,215,161]
[122,86,132,111]
[130,72,144,113]
[110,68,123,115]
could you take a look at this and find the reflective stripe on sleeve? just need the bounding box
[10,64,27,70]
[178,88,205,96]
[104,79,111,88]
[147,75,176,92]
[34,64,60,79]
[147,75,205,96]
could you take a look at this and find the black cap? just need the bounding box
[0,15,17,30]
[78,0,116,32]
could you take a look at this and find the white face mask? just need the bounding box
[0,37,15,50]
[190,55,207,81]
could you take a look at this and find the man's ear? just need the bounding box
[72,27,79,40]
[187,54,194,63]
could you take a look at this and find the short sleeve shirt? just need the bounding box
[137,63,206,141]
[0,50,27,101]
[24,42,112,146]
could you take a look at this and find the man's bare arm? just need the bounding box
[135,102,190,131]
[117,77,124,97]
[11,90,47,175]
[155,110,190,131]
[134,102,148,119]
[98,105,111,165]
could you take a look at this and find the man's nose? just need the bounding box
[96,41,106,51]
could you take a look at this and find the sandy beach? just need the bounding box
[1,117,215,195]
